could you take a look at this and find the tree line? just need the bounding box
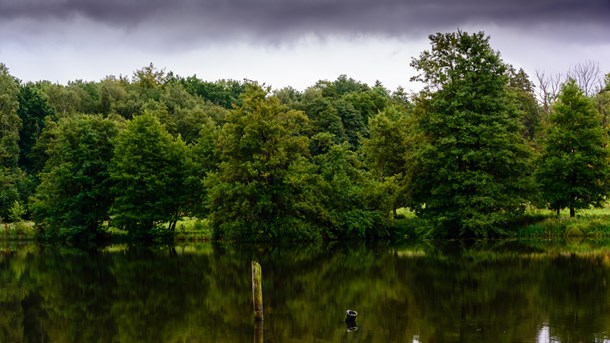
[1,30,610,241]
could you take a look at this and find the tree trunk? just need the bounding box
[570,206,575,217]
[556,208,560,216]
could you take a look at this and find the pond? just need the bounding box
[1,240,610,342]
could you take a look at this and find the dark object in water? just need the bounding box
[345,310,358,332]
[345,309,358,322]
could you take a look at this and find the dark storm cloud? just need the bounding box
[1,0,609,42]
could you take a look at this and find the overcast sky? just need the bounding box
[1,0,609,92]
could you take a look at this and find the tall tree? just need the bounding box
[359,105,410,216]
[409,31,533,237]
[110,113,188,234]
[205,84,321,240]
[0,64,21,170]
[507,67,543,143]
[535,79,610,217]
[17,82,55,173]
[31,115,119,240]
[0,64,23,219]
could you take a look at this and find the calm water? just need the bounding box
[1,240,610,342]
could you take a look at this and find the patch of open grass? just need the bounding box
[174,218,212,242]
[518,204,610,238]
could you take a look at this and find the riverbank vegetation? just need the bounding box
[1,30,610,242]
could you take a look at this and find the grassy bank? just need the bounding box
[513,204,610,239]
[391,206,610,240]
[173,218,213,242]
[6,206,610,243]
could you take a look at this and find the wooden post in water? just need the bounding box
[251,260,264,321]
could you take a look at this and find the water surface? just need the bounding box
[1,240,610,342]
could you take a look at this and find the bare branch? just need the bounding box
[535,70,563,115]
[568,60,603,97]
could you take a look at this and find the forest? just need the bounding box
[1,30,610,242]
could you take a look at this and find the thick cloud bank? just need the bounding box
[1,0,608,44]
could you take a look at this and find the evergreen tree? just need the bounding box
[409,31,533,237]
[536,79,610,217]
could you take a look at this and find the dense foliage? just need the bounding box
[31,115,119,240]
[408,31,534,237]
[536,79,610,217]
[110,113,189,235]
[206,85,321,240]
[0,29,609,241]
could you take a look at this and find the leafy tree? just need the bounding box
[67,80,101,114]
[44,83,85,117]
[8,200,26,223]
[98,76,129,115]
[409,31,533,237]
[0,64,21,170]
[535,79,610,217]
[17,82,55,172]
[205,84,321,240]
[314,141,387,239]
[273,86,303,107]
[360,105,410,216]
[31,115,119,240]
[508,67,543,143]
[595,74,610,133]
[132,63,166,102]
[173,104,227,144]
[304,97,347,147]
[0,169,25,220]
[110,113,189,234]
[180,77,246,109]
[0,64,24,219]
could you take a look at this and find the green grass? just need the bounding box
[518,204,610,238]
[101,217,212,243]
[173,217,212,242]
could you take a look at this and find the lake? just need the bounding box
[1,240,610,342]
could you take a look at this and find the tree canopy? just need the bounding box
[109,113,189,235]
[536,79,610,217]
[408,31,534,237]
[31,114,119,240]
[1,31,609,241]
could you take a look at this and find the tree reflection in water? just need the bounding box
[1,240,610,342]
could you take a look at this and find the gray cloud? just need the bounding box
[1,0,609,44]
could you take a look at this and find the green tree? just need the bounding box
[0,64,21,170]
[31,115,119,240]
[508,67,543,143]
[110,113,189,234]
[205,84,321,240]
[535,79,610,217]
[0,64,24,219]
[359,105,411,216]
[17,82,55,173]
[409,31,533,237]
[8,200,26,223]
[180,77,246,109]
[313,141,387,239]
